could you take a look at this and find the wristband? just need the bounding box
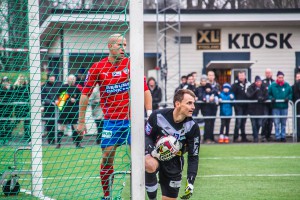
[147,110,152,117]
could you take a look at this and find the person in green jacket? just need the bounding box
[268,71,292,142]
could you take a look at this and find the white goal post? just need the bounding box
[130,0,145,200]
[28,0,44,198]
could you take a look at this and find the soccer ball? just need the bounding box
[152,135,181,161]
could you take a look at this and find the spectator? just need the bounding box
[89,85,104,145]
[207,70,220,94]
[76,69,86,91]
[261,68,275,141]
[174,75,187,93]
[268,71,292,142]
[203,83,219,104]
[200,83,218,144]
[231,71,251,142]
[13,74,31,143]
[194,75,208,142]
[218,83,234,143]
[147,77,162,110]
[194,74,208,116]
[41,74,62,145]
[246,76,269,143]
[292,72,300,142]
[191,71,200,87]
[0,77,14,145]
[56,74,83,148]
[183,74,197,94]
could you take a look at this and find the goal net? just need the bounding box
[0,0,144,199]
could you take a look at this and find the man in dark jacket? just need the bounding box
[41,75,62,144]
[292,72,300,142]
[268,71,292,142]
[231,71,251,142]
[56,74,82,148]
[0,77,14,145]
[246,76,269,142]
[174,75,187,93]
[198,83,218,143]
[147,77,162,110]
[261,68,275,141]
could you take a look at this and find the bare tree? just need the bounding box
[0,0,28,71]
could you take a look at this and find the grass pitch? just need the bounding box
[0,143,299,199]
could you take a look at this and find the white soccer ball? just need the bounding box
[152,135,181,161]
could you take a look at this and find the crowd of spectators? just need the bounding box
[1,68,300,146]
[0,73,104,147]
[0,75,30,145]
[175,69,298,144]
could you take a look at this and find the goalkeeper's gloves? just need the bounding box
[180,182,194,199]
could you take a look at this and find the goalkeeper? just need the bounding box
[145,89,200,200]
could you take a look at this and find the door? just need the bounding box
[215,69,231,87]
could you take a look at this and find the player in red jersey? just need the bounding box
[78,33,152,199]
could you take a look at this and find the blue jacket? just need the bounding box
[219,91,234,116]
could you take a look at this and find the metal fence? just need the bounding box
[1,100,298,143]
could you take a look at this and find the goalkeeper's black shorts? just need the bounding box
[159,156,183,198]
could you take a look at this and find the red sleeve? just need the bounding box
[82,63,99,96]
[76,84,83,92]
[144,76,149,91]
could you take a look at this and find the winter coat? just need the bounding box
[219,91,234,116]
[14,84,30,118]
[198,84,217,117]
[246,83,269,115]
[292,81,300,112]
[268,81,292,109]
[149,85,162,110]
[231,79,251,108]
[210,81,221,94]
[0,85,14,117]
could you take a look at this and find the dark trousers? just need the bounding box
[95,119,103,144]
[23,119,31,141]
[234,106,248,140]
[57,126,82,145]
[261,107,273,139]
[250,118,263,140]
[220,118,231,136]
[44,120,55,144]
[15,106,31,142]
[204,118,216,141]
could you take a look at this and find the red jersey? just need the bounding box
[82,57,149,120]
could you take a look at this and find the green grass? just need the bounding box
[0,144,300,199]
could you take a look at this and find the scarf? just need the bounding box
[276,79,284,86]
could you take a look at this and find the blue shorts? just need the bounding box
[101,120,130,148]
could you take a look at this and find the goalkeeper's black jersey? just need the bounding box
[145,108,200,184]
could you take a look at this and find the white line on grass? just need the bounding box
[20,189,55,200]
[201,174,300,177]
[201,156,300,160]
[19,173,300,181]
